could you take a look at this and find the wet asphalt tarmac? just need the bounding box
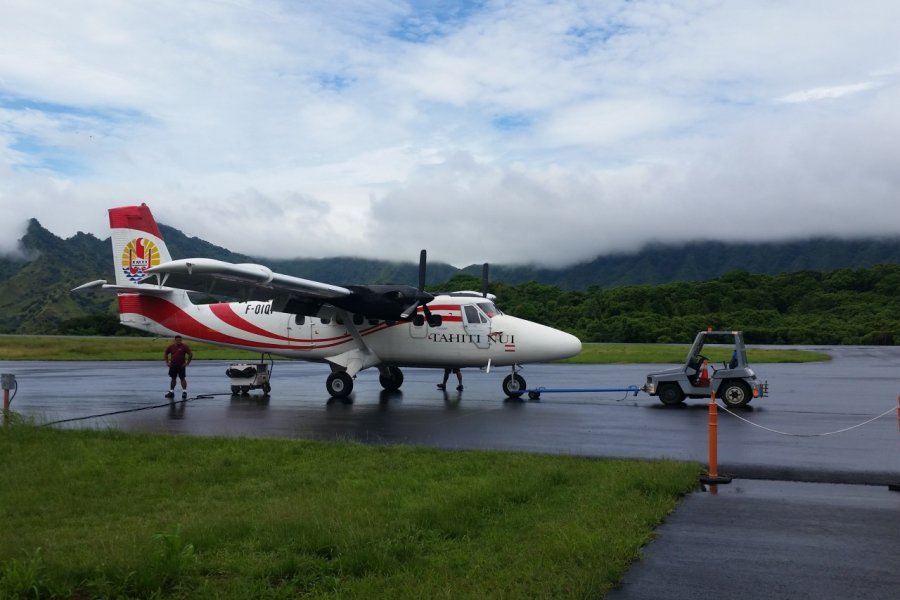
[5,345,900,483]
[4,345,900,598]
[608,478,900,600]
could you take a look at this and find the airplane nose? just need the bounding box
[497,316,582,362]
[529,321,582,360]
[553,330,582,360]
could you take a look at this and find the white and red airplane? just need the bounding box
[75,204,581,398]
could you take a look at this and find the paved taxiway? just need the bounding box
[608,478,900,600]
[5,346,900,482]
[4,345,900,598]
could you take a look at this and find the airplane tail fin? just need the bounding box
[105,204,193,336]
[72,204,192,337]
[109,203,173,287]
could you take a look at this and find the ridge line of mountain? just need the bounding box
[8,217,900,288]
[3,218,900,334]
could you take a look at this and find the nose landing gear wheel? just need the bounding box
[326,372,353,398]
[503,373,526,398]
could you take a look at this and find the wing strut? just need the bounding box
[325,310,380,378]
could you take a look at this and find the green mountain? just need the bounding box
[3,218,900,335]
[463,237,900,288]
[0,220,113,333]
[157,224,460,286]
[0,221,459,333]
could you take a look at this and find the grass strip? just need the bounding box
[562,343,828,364]
[0,425,700,599]
[0,335,829,363]
[0,335,264,361]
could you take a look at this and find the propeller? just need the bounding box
[400,249,435,320]
[481,262,489,297]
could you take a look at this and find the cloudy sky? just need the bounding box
[1,1,899,267]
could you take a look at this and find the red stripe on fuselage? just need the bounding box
[210,304,293,342]
[119,295,397,351]
[416,304,462,322]
[119,295,296,349]
[422,304,459,311]
[209,303,392,345]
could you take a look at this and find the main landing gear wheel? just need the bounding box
[719,381,751,408]
[657,383,685,406]
[379,366,404,391]
[326,372,353,398]
[503,374,526,398]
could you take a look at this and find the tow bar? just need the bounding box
[523,385,642,401]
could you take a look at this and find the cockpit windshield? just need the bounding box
[477,301,502,317]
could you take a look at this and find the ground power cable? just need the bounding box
[7,379,17,403]
[716,401,898,437]
[41,393,234,427]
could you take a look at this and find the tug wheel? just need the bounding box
[658,383,685,406]
[719,381,751,408]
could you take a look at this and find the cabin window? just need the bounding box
[368,319,380,326]
[477,302,501,317]
[353,313,365,325]
[320,317,330,325]
[294,315,305,325]
[464,305,485,324]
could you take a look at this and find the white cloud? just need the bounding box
[778,82,884,104]
[1,0,900,268]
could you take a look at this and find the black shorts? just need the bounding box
[168,365,187,379]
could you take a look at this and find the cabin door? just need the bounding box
[461,304,491,349]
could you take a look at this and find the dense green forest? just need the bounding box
[464,237,900,288]
[56,264,900,345]
[440,264,900,345]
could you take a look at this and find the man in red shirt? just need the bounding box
[164,335,193,399]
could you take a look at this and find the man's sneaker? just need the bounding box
[437,384,446,390]
[182,392,188,399]
[456,385,464,391]
[165,391,175,399]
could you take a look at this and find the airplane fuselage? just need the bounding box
[118,294,581,368]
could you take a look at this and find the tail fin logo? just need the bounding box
[121,237,161,283]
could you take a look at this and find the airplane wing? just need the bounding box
[71,279,183,296]
[144,258,351,300]
[144,256,434,321]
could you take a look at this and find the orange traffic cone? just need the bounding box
[698,361,710,386]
